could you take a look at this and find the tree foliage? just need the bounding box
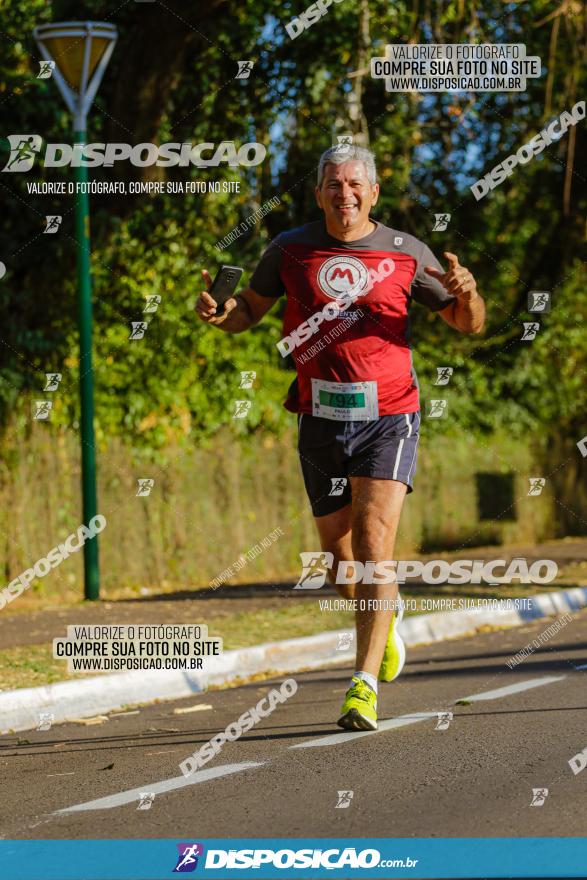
[0,0,585,455]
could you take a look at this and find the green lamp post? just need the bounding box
[33,22,118,600]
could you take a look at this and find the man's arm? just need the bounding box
[424,252,486,334]
[195,270,280,333]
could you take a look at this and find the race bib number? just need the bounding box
[311,379,379,421]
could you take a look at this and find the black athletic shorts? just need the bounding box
[297,411,421,517]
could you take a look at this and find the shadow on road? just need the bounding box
[407,641,587,663]
[0,720,339,759]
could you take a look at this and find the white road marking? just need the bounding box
[144,750,183,756]
[292,676,566,750]
[455,675,566,703]
[291,712,438,748]
[173,704,213,715]
[51,677,569,810]
[55,762,264,813]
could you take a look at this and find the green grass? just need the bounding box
[0,603,355,691]
[0,645,65,690]
[0,425,557,602]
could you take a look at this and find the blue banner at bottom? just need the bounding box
[0,838,584,879]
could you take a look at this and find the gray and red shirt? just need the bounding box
[250,219,455,416]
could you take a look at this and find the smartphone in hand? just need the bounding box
[209,265,244,314]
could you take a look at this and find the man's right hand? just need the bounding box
[195,269,238,325]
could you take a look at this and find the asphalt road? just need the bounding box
[1,609,586,845]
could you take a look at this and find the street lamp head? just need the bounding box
[33,21,117,132]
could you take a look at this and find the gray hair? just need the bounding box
[317,145,377,187]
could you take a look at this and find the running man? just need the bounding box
[196,145,485,731]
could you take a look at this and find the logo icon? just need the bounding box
[144,294,161,314]
[432,213,451,231]
[36,712,54,731]
[33,400,52,420]
[173,843,204,873]
[329,477,347,496]
[394,236,403,246]
[37,60,55,79]
[44,215,62,234]
[294,551,334,589]
[334,136,353,156]
[317,256,369,300]
[137,792,155,810]
[530,788,548,806]
[434,366,453,386]
[44,373,62,391]
[233,400,252,418]
[136,478,155,497]
[521,322,539,341]
[435,711,453,730]
[528,291,551,313]
[129,321,149,340]
[2,135,42,173]
[239,371,256,389]
[335,790,354,809]
[427,399,447,418]
[528,477,545,496]
[236,61,254,79]
[336,632,354,652]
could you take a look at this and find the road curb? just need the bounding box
[1,585,586,734]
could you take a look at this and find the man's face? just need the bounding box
[315,160,379,233]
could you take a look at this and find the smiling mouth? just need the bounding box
[336,203,358,210]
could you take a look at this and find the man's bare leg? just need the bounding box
[349,476,407,677]
[313,503,356,600]
[312,478,406,677]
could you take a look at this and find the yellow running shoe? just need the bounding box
[378,595,406,682]
[337,676,378,731]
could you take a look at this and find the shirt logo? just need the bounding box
[317,256,370,300]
